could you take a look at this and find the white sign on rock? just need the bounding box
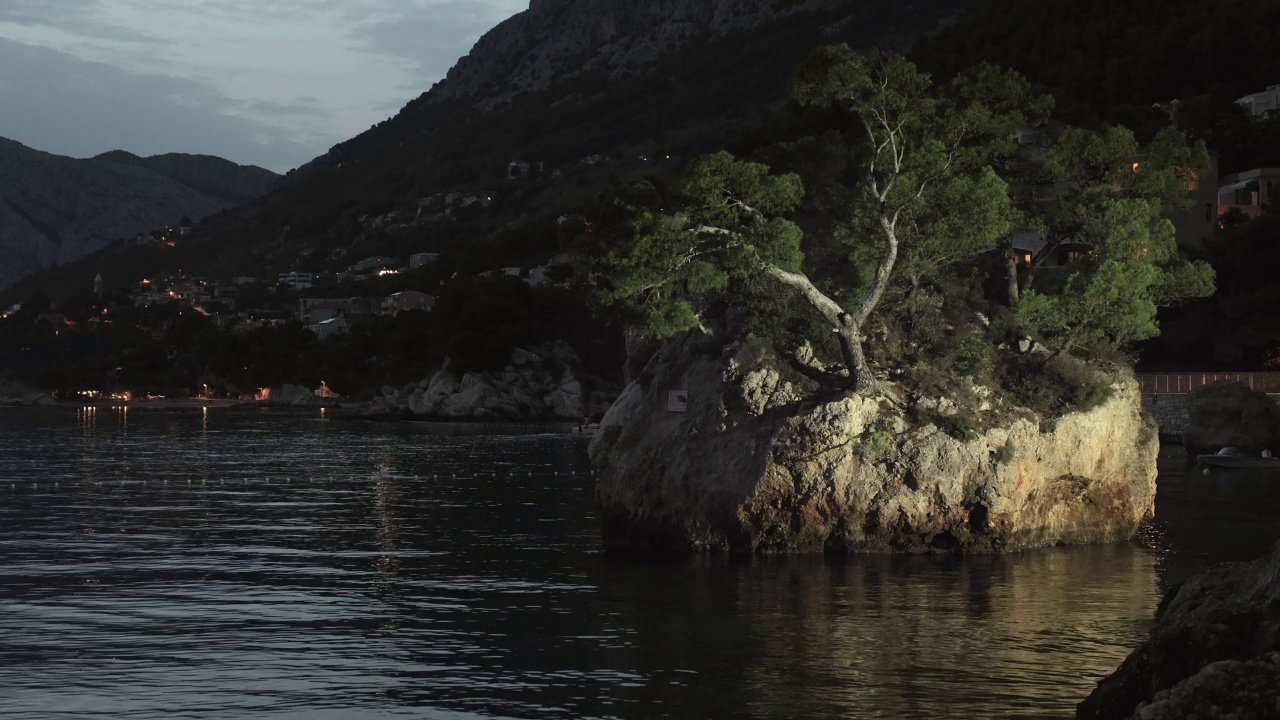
[667,390,688,413]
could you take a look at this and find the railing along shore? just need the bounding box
[1136,372,1280,395]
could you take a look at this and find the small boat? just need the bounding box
[572,423,600,436]
[1197,446,1280,470]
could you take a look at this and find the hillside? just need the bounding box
[913,0,1280,173]
[0,138,277,288]
[4,0,974,305]
[0,0,979,396]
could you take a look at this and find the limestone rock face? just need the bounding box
[1181,381,1280,459]
[1077,542,1280,720]
[590,331,1159,554]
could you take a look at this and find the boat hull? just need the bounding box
[1197,455,1280,470]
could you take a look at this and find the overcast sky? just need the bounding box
[0,0,527,173]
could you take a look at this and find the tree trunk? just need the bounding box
[768,212,900,396]
[1005,245,1021,306]
[769,267,881,393]
[838,321,877,393]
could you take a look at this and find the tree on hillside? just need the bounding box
[594,47,1034,394]
[1011,125,1216,356]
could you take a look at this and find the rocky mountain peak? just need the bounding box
[430,0,846,109]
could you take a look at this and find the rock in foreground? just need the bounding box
[1077,542,1280,719]
[1181,381,1280,461]
[589,331,1158,554]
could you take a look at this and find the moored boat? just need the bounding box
[1196,446,1280,470]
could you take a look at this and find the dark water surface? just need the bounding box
[1,407,1279,719]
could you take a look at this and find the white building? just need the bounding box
[309,317,350,338]
[1236,84,1280,117]
[278,271,314,290]
[1219,167,1280,220]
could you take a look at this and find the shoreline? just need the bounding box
[0,398,589,426]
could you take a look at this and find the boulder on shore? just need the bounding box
[261,384,337,407]
[21,391,58,407]
[589,330,1158,554]
[1077,542,1280,719]
[1181,381,1280,460]
[365,341,615,421]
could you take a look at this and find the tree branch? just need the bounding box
[767,267,847,326]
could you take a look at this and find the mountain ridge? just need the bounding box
[0,137,278,288]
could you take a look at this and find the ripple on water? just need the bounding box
[3,408,1277,719]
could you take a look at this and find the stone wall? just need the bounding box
[1142,393,1280,438]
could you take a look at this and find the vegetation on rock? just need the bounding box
[589,47,1213,409]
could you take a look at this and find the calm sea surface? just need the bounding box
[2,407,1279,720]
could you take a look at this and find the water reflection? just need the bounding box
[0,408,1277,720]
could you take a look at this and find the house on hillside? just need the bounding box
[1219,167,1280,221]
[298,297,380,325]
[1009,231,1090,269]
[1163,152,1220,247]
[409,252,440,268]
[310,317,350,338]
[1236,84,1280,117]
[278,271,314,290]
[381,290,434,316]
[349,256,396,273]
[1006,127,1219,247]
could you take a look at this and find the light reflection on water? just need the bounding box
[0,408,1277,719]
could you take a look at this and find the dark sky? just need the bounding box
[0,0,527,172]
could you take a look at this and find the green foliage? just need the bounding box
[591,46,1034,392]
[1013,122,1216,359]
[852,427,895,460]
[928,409,981,443]
[994,440,1016,465]
[590,155,805,339]
[1019,259,1159,353]
[1018,192,1216,356]
[953,336,995,378]
[1006,356,1114,419]
[896,166,1016,287]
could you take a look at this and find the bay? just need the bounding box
[1,406,1278,719]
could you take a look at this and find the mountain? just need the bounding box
[92,150,279,206]
[0,137,277,288]
[0,1,974,327]
[432,0,854,109]
[2,0,975,303]
[294,0,973,176]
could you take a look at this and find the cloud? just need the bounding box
[352,0,528,90]
[0,38,327,172]
[0,1,529,170]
